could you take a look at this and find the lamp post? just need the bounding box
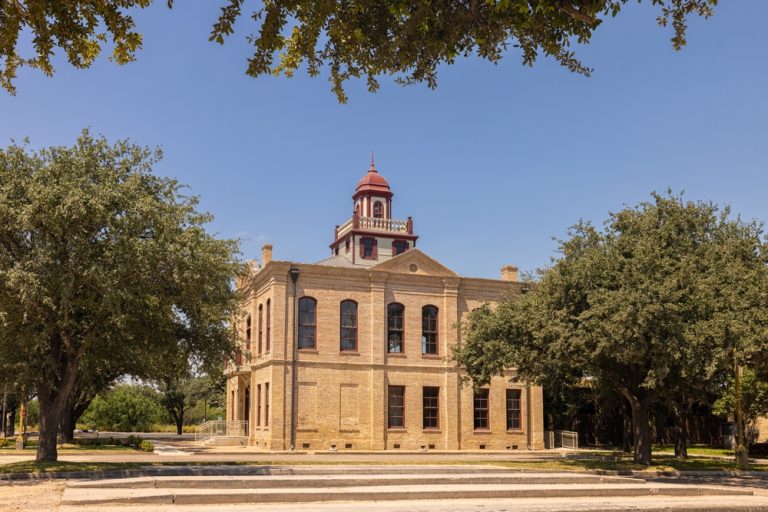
[289,267,300,451]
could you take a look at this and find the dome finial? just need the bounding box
[370,151,376,172]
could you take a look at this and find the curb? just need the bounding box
[3,464,768,481]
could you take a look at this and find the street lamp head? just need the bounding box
[289,267,300,283]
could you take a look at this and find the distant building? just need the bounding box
[226,161,544,450]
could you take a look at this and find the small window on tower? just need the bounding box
[345,239,350,253]
[393,240,409,256]
[361,237,376,259]
[373,201,383,218]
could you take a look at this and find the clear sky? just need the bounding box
[1,1,766,279]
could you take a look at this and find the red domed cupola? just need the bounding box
[328,156,417,266]
[354,159,393,198]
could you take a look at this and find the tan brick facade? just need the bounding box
[226,250,545,451]
[226,162,544,451]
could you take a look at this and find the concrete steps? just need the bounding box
[59,465,761,510]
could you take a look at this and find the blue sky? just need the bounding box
[1,1,766,279]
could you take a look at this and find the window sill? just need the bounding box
[297,428,318,433]
[421,354,441,359]
[387,353,407,358]
[298,349,318,353]
[340,350,360,355]
[387,428,406,432]
[473,430,492,435]
[422,429,442,434]
[506,429,523,433]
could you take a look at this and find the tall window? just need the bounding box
[361,237,376,259]
[264,382,270,427]
[388,386,405,429]
[506,389,522,430]
[266,299,271,352]
[258,304,263,354]
[256,384,262,427]
[373,201,383,218]
[422,305,438,355]
[392,240,409,256]
[245,315,252,350]
[298,297,317,349]
[340,300,358,351]
[473,389,490,430]
[423,387,439,429]
[387,303,404,353]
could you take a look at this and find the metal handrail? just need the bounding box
[194,420,248,442]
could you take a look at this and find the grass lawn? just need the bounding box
[0,442,135,453]
[0,456,766,475]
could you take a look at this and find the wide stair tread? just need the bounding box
[62,472,755,507]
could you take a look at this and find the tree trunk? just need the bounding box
[673,410,688,459]
[59,405,75,444]
[622,404,633,453]
[36,394,63,462]
[176,411,184,436]
[622,391,652,465]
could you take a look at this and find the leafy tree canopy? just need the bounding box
[455,192,768,465]
[0,130,244,461]
[1,1,717,100]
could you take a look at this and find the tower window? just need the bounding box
[340,300,358,351]
[345,239,350,252]
[373,201,383,218]
[387,303,404,353]
[393,240,409,256]
[422,305,438,355]
[360,237,377,259]
[298,296,317,349]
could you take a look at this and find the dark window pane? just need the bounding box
[473,389,489,430]
[298,297,316,349]
[393,240,409,256]
[362,238,374,258]
[340,300,357,351]
[388,386,405,428]
[506,389,522,430]
[423,387,439,429]
[387,303,404,353]
[421,305,438,355]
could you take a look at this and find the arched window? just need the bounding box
[373,201,383,218]
[422,305,438,355]
[387,303,405,353]
[298,297,317,349]
[245,314,252,350]
[340,300,358,351]
[266,299,271,352]
[258,304,263,354]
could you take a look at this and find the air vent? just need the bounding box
[345,443,353,449]
[393,444,400,449]
[428,444,436,449]
[479,444,486,450]
[302,443,310,449]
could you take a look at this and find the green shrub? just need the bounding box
[139,440,154,452]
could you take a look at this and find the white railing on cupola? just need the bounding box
[336,215,413,239]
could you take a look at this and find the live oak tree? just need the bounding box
[1,1,716,101]
[0,131,243,462]
[455,193,768,466]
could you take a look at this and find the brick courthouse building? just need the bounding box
[226,162,545,451]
